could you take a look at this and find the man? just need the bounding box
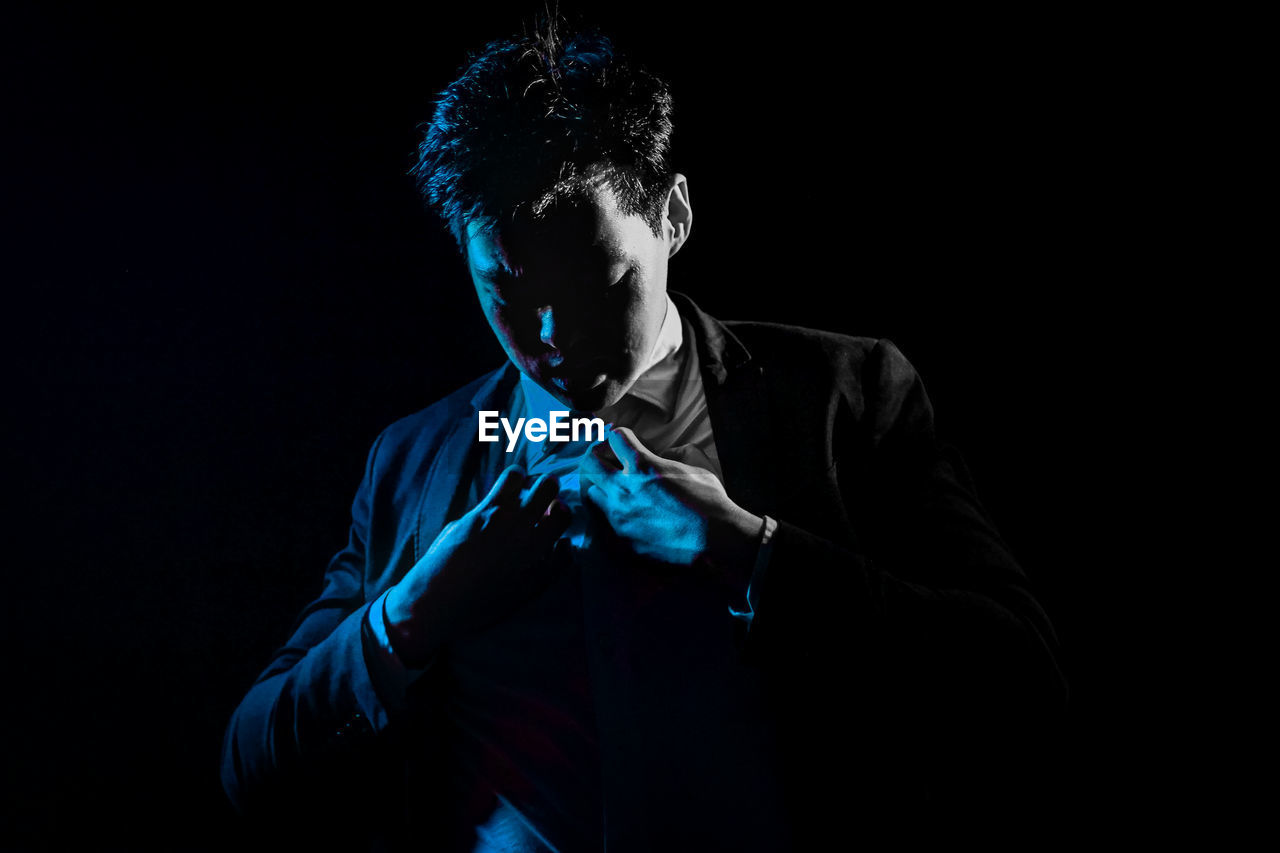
[222,24,1066,852]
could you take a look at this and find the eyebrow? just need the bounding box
[471,259,520,281]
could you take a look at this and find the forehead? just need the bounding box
[466,185,654,279]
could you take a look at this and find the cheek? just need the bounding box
[604,294,647,356]
[622,277,665,347]
[480,302,532,359]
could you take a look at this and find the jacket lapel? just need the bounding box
[669,290,779,517]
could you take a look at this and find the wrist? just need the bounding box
[384,583,444,668]
[705,504,764,589]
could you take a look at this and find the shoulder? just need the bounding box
[717,319,932,444]
[723,319,877,364]
[675,290,917,391]
[722,320,920,393]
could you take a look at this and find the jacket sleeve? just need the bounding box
[220,429,402,816]
[741,338,1067,816]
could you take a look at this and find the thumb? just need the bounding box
[606,426,651,471]
[664,443,712,468]
[665,444,695,463]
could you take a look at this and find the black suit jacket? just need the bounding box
[222,291,1066,850]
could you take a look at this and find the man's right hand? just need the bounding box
[383,466,571,667]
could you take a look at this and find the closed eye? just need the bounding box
[607,268,634,290]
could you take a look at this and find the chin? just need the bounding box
[531,364,630,413]
[564,381,625,414]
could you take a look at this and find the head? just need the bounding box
[410,25,691,411]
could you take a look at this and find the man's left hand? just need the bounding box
[578,426,763,575]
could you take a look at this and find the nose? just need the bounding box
[538,305,575,351]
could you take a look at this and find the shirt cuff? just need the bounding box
[362,588,431,715]
[728,514,777,626]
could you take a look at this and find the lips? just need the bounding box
[547,355,611,392]
[549,354,609,380]
[550,371,608,393]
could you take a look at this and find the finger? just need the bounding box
[606,426,650,472]
[531,498,572,549]
[589,438,624,470]
[662,444,710,471]
[520,501,575,599]
[586,483,609,510]
[519,472,561,521]
[578,451,617,488]
[483,465,527,510]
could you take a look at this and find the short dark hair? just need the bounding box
[410,24,675,250]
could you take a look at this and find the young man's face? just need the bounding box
[465,178,690,413]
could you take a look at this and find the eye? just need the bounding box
[482,284,511,309]
[606,268,635,291]
[485,275,533,310]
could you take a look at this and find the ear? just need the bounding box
[664,174,693,258]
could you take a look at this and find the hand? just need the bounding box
[384,466,571,666]
[577,427,762,575]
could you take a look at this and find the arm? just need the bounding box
[743,339,1064,704]
[741,339,1067,821]
[221,442,572,817]
[220,431,401,816]
[575,339,1063,710]
[577,338,1065,825]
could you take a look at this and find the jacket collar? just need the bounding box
[469,359,521,413]
[668,290,752,385]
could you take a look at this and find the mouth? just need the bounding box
[547,355,611,393]
[550,371,608,393]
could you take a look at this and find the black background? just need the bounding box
[6,2,1170,848]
